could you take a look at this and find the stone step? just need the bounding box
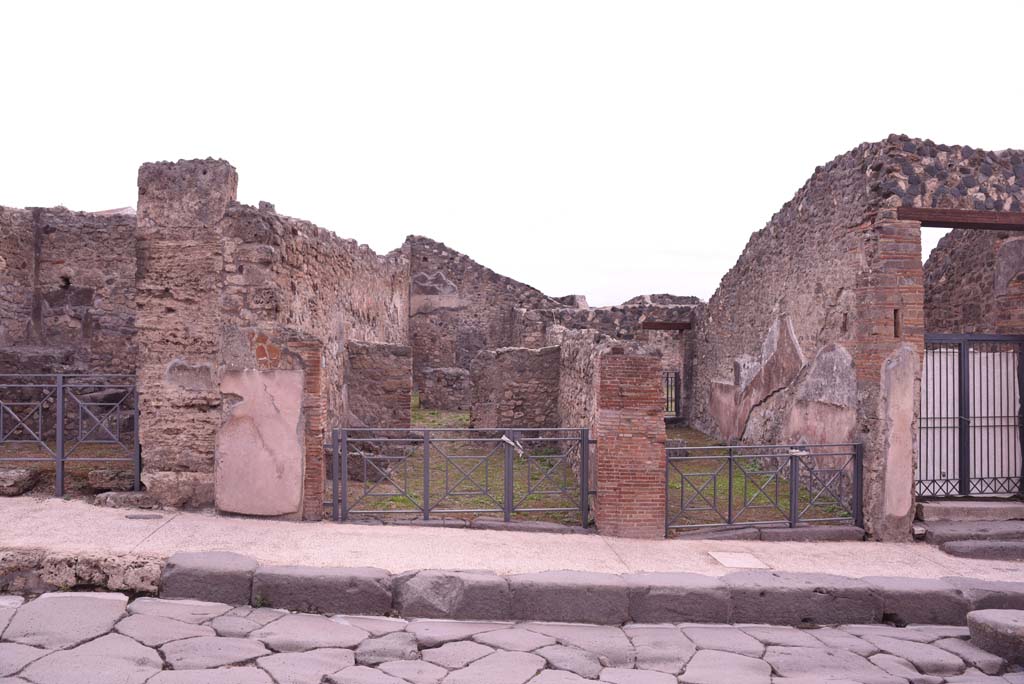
[916,500,1024,523]
[940,540,1024,561]
[922,519,1024,545]
[967,609,1024,666]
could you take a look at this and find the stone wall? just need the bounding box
[419,367,471,411]
[406,236,562,395]
[136,159,410,515]
[924,229,1024,334]
[0,206,136,373]
[346,341,412,428]
[469,346,560,428]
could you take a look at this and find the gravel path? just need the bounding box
[1,592,1022,683]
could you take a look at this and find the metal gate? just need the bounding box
[663,371,681,418]
[330,428,590,525]
[918,334,1024,497]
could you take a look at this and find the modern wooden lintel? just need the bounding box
[896,207,1024,231]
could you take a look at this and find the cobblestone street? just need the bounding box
[0,592,1020,684]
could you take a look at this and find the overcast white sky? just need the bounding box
[2,1,1022,306]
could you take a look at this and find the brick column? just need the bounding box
[853,219,924,541]
[593,349,667,538]
[289,340,327,521]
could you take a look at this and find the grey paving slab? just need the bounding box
[681,625,764,658]
[405,620,507,647]
[378,659,449,684]
[534,644,603,678]
[934,636,1006,675]
[161,551,258,605]
[127,597,232,624]
[473,627,556,652]
[441,650,546,684]
[869,653,944,684]
[522,622,635,668]
[599,667,676,683]
[905,625,971,641]
[843,624,937,643]
[114,613,215,646]
[739,624,823,647]
[421,640,494,669]
[333,615,408,636]
[623,624,694,674]
[209,615,262,637]
[679,649,771,684]
[0,610,13,639]
[0,599,24,610]
[148,668,274,684]
[3,593,127,650]
[762,645,905,684]
[862,634,967,676]
[20,633,161,684]
[250,613,368,652]
[256,648,356,684]
[0,643,49,678]
[161,636,271,669]
[805,627,879,657]
[354,631,419,665]
[327,665,409,684]
[945,669,1016,683]
[528,672,591,684]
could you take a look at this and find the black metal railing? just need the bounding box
[0,374,140,496]
[663,371,680,418]
[666,442,862,533]
[329,428,589,525]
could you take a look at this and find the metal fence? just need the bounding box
[0,374,140,496]
[329,428,590,525]
[666,442,862,533]
[663,371,680,418]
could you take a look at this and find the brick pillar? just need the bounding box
[853,219,924,541]
[289,340,327,521]
[593,349,667,538]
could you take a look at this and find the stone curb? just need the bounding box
[146,551,1024,627]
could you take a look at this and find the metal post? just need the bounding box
[958,340,971,495]
[331,430,341,522]
[853,443,864,528]
[132,385,141,492]
[580,428,590,527]
[1018,342,1024,496]
[674,371,682,418]
[338,430,348,521]
[727,449,734,525]
[503,430,514,522]
[788,453,799,528]
[664,452,670,537]
[423,430,431,520]
[55,374,64,498]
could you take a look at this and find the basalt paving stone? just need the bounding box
[249,613,368,652]
[20,633,161,684]
[534,644,604,679]
[678,649,771,684]
[681,625,764,658]
[724,571,883,626]
[522,623,635,668]
[905,625,972,641]
[473,627,556,652]
[127,597,232,624]
[256,648,356,684]
[377,659,449,684]
[210,615,263,637]
[934,636,1006,675]
[147,668,274,684]
[161,551,258,606]
[3,593,127,650]
[441,650,546,684]
[354,631,419,665]
[623,572,730,624]
[528,672,591,684]
[599,667,677,683]
[421,640,494,669]
[0,599,24,610]
[393,570,512,621]
[806,627,879,657]
[114,613,216,646]
[863,576,971,626]
[334,615,409,636]
[967,609,1024,666]
[739,625,824,648]
[160,636,271,670]
[0,643,49,677]
[869,653,944,684]
[405,620,508,648]
[327,665,409,684]
[842,624,938,643]
[0,610,14,638]
[861,634,967,676]
[509,572,629,625]
[623,624,695,674]
[252,566,392,616]
[946,670,1018,683]
[762,645,907,684]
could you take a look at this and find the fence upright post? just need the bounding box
[853,443,864,528]
[580,428,589,527]
[727,449,734,525]
[503,430,514,522]
[132,384,141,492]
[957,340,971,495]
[788,452,799,528]
[338,430,348,521]
[55,374,64,498]
[423,430,431,520]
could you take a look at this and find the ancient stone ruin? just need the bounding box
[1,134,1022,541]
